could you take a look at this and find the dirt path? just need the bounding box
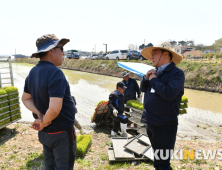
[0,123,222,170]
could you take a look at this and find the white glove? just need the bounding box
[136,97,142,103]
[113,109,118,117]
[80,129,84,135]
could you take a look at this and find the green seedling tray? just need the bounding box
[9,103,20,110]
[0,100,9,104]
[0,112,10,120]
[0,116,11,127]
[76,135,92,156]
[8,92,19,96]
[10,107,21,116]
[0,100,9,108]
[10,110,21,116]
[9,98,19,105]
[8,92,19,100]
[0,94,8,98]
[0,106,10,114]
[11,113,21,122]
[179,108,187,114]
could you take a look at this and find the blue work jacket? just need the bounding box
[140,62,185,126]
[122,78,140,103]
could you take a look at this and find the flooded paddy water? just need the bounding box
[1,63,222,142]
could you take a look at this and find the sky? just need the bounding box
[0,0,221,56]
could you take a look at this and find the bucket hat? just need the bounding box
[141,41,182,65]
[31,34,70,58]
[121,71,129,78]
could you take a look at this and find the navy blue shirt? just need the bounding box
[121,78,140,103]
[24,61,76,132]
[140,62,185,126]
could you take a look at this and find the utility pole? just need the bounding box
[15,49,16,55]
[103,44,107,53]
[95,45,96,54]
[144,39,145,49]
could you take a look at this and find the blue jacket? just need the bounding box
[108,90,124,114]
[122,78,140,103]
[140,62,185,126]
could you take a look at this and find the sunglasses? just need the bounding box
[54,46,64,52]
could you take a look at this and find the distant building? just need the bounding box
[183,50,204,59]
[203,50,215,54]
[12,54,27,58]
[172,46,195,55]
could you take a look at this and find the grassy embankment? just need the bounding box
[14,58,222,93]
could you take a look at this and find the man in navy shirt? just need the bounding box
[121,71,141,103]
[141,41,185,170]
[22,34,76,170]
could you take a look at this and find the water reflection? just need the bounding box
[184,89,222,114]
[1,63,221,123]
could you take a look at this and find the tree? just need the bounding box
[128,44,135,50]
[145,43,153,47]
[139,43,153,49]
[178,41,187,46]
[212,38,222,50]
[139,44,145,49]
[195,44,205,51]
[187,40,195,47]
[169,40,177,47]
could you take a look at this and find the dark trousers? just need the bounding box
[109,112,128,133]
[38,127,76,170]
[146,124,177,170]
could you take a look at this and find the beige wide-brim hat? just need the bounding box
[141,41,182,65]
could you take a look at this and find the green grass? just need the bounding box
[76,135,92,156]
[76,158,91,167]
[98,152,108,161]
[25,152,44,168]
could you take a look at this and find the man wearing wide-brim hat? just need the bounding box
[121,71,141,103]
[140,41,185,169]
[22,34,77,169]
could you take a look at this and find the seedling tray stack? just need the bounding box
[0,89,11,129]
[179,96,188,114]
[0,86,21,130]
[76,135,92,157]
[126,95,189,114]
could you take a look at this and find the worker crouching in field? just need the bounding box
[108,82,129,137]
